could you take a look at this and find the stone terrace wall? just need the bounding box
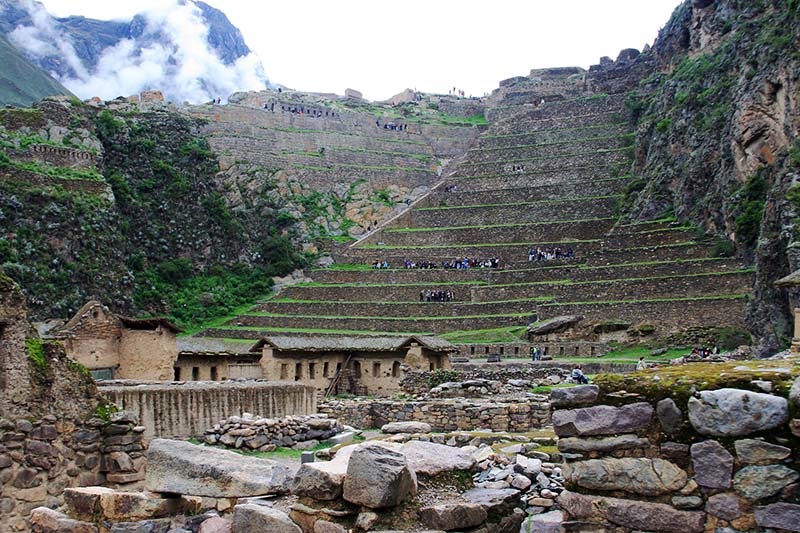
[99,380,316,440]
[551,367,800,532]
[399,365,572,394]
[318,397,551,433]
[0,413,145,532]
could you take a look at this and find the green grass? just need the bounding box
[356,238,601,250]
[211,326,431,336]
[241,311,533,321]
[179,295,274,337]
[541,293,747,307]
[441,326,528,344]
[413,196,621,212]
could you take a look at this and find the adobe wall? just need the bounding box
[98,381,317,439]
[318,397,551,433]
[117,328,176,381]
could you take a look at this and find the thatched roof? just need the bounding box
[177,337,254,357]
[249,334,456,354]
[775,270,800,288]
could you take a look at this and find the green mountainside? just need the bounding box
[0,33,74,107]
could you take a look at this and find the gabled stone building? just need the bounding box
[251,334,456,396]
[49,301,181,380]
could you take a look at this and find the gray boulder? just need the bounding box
[380,421,432,434]
[400,440,475,476]
[342,444,417,508]
[233,504,300,533]
[734,439,791,464]
[519,510,563,533]
[552,403,653,437]
[687,388,788,436]
[145,439,291,498]
[563,458,687,496]
[691,440,733,489]
[550,385,598,407]
[656,398,683,435]
[557,434,648,453]
[419,503,487,531]
[528,315,582,335]
[755,502,800,531]
[706,492,745,521]
[733,464,799,500]
[291,461,346,500]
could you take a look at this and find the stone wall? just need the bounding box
[0,413,146,532]
[318,397,551,432]
[99,380,317,439]
[550,364,800,532]
[20,144,100,170]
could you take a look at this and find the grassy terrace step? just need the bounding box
[425,177,631,207]
[308,257,747,285]
[538,295,748,329]
[441,171,632,194]
[252,299,547,317]
[374,219,617,247]
[290,161,434,173]
[224,313,533,335]
[477,121,629,145]
[467,132,635,155]
[198,327,433,341]
[487,94,627,122]
[487,110,626,136]
[412,194,622,212]
[457,146,633,170]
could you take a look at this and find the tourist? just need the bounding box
[636,357,647,371]
[571,364,589,384]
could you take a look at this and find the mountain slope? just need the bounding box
[0,32,73,107]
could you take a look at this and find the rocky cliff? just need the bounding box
[621,0,800,354]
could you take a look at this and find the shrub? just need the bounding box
[656,118,673,133]
[427,368,460,388]
[155,258,194,284]
[710,238,735,257]
[713,327,752,350]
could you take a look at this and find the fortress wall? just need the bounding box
[99,381,316,440]
[318,397,551,433]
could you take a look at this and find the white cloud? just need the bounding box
[10,0,270,103]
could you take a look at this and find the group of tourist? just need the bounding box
[449,87,467,98]
[442,184,458,193]
[375,119,409,131]
[528,247,574,262]
[398,257,500,269]
[510,164,526,173]
[419,289,455,302]
[265,102,337,118]
[371,260,391,269]
[690,347,717,358]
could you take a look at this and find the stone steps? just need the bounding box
[275,270,752,306]
[488,110,626,136]
[224,313,533,335]
[425,177,631,206]
[401,196,620,228]
[307,257,747,285]
[444,169,629,192]
[456,148,631,177]
[486,93,627,123]
[475,122,630,149]
[463,134,632,163]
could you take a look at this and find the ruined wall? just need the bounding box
[99,380,317,439]
[552,363,800,532]
[318,397,551,433]
[117,327,176,381]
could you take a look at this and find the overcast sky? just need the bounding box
[38,0,682,101]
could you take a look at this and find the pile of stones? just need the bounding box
[428,378,548,398]
[202,413,344,451]
[401,367,571,396]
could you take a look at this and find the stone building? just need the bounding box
[174,337,261,381]
[50,301,181,380]
[251,335,456,396]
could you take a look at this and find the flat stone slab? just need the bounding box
[550,385,599,407]
[400,440,475,476]
[687,388,788,437]
[557,434,649,453]
[563,458,687,496]
[756,502,800,531]
[553,402,653,437]
[145,439,291,498]
[233,503,300,533]
[735,438,791,464]
[419,503,487,531]
[381,421,432,434]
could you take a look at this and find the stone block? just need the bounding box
[563,458,687,496]
[733,464,799,500]
[145,439,291,498]
[656,398,683,434]
[233,503,301,533]
[755,502,800,531]
[550,385,598,407]
[98,490,178,520]
[552,403,653,437]
[342,444,417,508]
[688,388,788,436]
[557,434,648,453]
[691,440,733,489]
[29,506,99,533]
[64,486,115,521]
[381,421,431,434]
[734,438,791,465]
[400,440,475,475]
[419,503,487,530]
[520,510,563,533]
[706,492,746,521]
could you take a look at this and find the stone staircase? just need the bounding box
[193,75,752,345]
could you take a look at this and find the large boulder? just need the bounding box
[233,504,300,533]
[528,315,582,335]
[291,461,347,501]
[419,503,487,531]
[557,490,704,533]
[687,388,788,436]
[145,439,291,498]
[552,403,653,437]
[400,440,475,475]
[563,458,687,496]
[550,385,599,407]
[342,444,417,508]
[381,421,432,434]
